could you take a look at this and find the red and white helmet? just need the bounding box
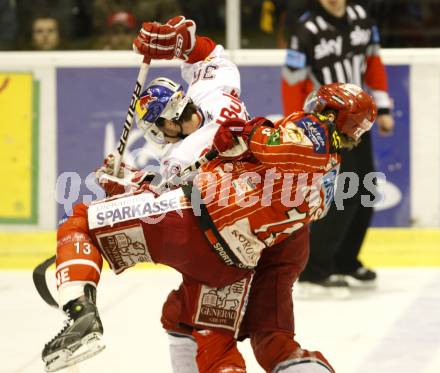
[303,83,377,140]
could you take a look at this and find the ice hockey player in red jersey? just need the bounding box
[42,75,376,372]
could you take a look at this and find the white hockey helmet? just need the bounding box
[135,77,190,146]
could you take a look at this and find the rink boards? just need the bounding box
[0,49,440,231]
[1,228,439,269]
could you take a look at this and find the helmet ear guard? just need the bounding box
[303,83,377,140]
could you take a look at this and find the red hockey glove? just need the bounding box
[95,154,159,197]
[133,15,196,61]
[213,117,272,160]
[95,154,132,196]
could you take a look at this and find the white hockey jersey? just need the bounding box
[159,45,249,181]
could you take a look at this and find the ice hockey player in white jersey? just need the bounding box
[98,19,249,193]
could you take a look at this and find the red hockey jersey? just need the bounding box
[192,111,341,269]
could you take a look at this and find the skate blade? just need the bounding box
[345,276,377,289]
[294,283,351,300]
[44,333,105,372]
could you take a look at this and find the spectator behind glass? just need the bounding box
[16,1,94,49]
[0,0,17,50]
[259,0,287,48]
[31,15,61,50]
[240,0,309,49]
[136,0,182,23]
[93,0,181,36]
[96,11,137,50]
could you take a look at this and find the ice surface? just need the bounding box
[1,268,439,373]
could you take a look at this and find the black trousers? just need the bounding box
[300,133,376,281]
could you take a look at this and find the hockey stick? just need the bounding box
[33,254,57,307]
[113,56,151,175]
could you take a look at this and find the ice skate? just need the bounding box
[341,266,377,288]
[42,285,105,372]
[295,275,351,300]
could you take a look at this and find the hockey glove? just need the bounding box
[95,154,159,197]
[133,15,196,61]
[213,117,272,160]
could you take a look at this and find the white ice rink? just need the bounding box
[2,268,440,373]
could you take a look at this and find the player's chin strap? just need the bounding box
[33,255,58,308]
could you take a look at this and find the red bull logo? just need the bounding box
[136,91,157,118]
[139,93,158,108]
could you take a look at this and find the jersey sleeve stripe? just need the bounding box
[56,259,101,275]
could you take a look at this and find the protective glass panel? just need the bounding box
[2,0,440,50]
[0,0,226,50]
